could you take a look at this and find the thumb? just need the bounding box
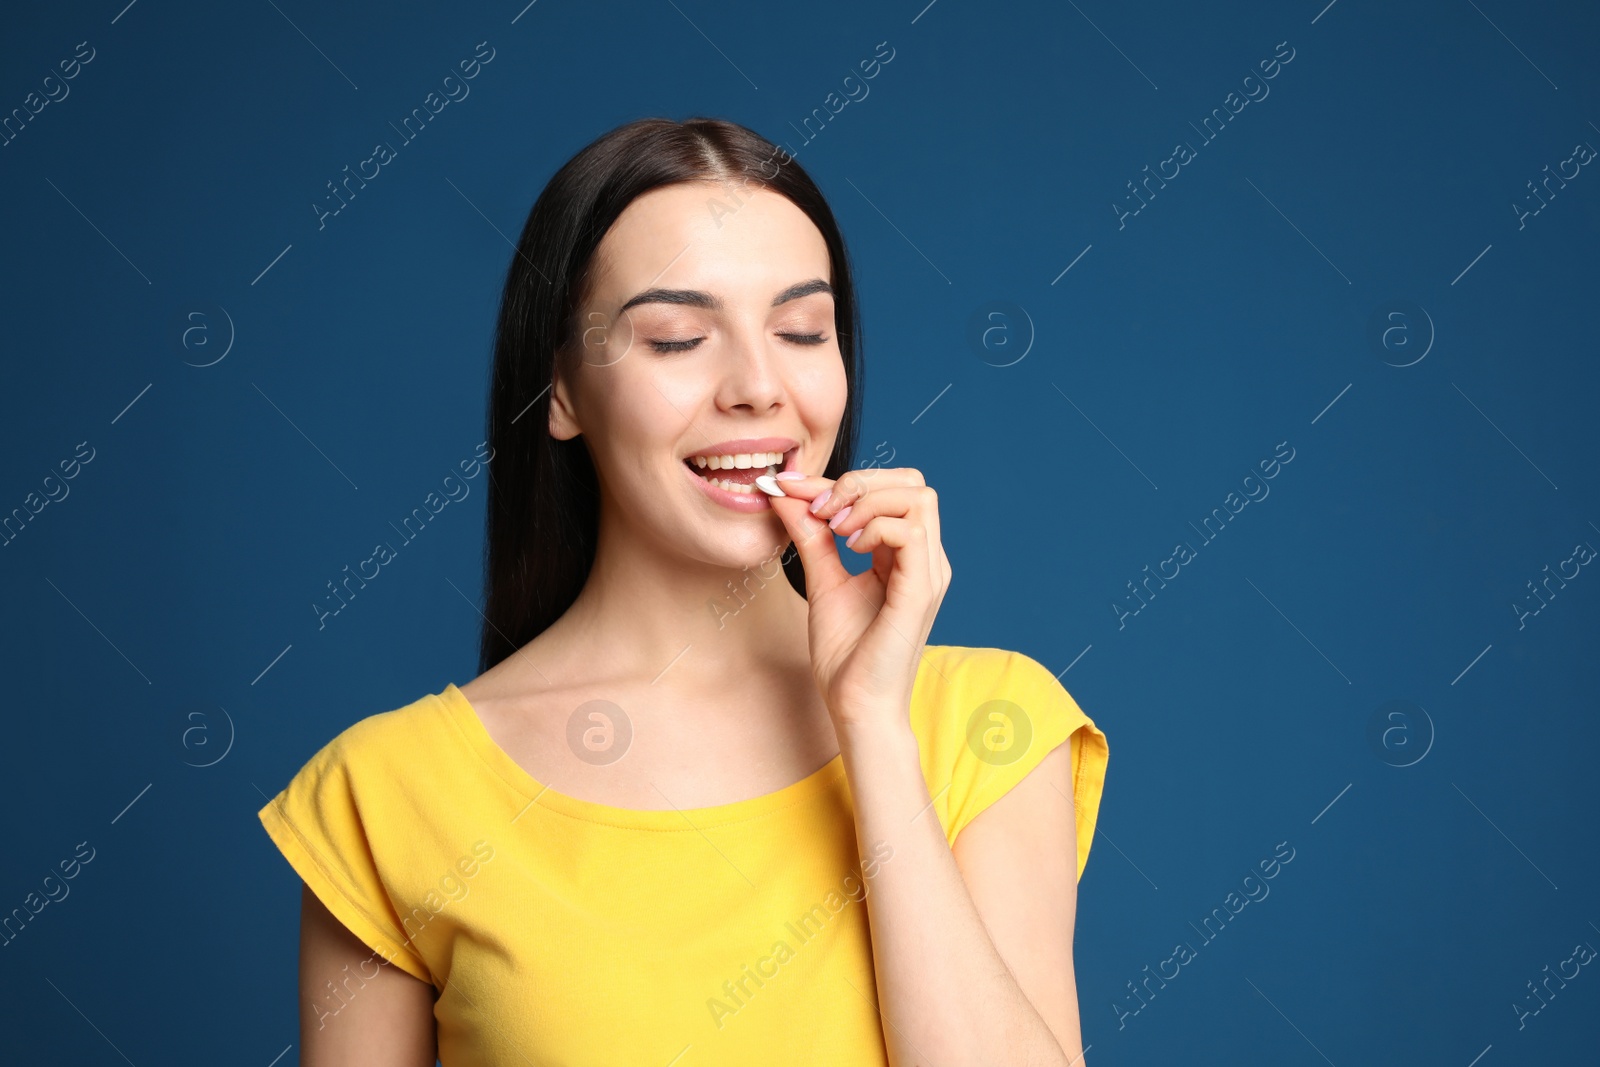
[768,493,850,594]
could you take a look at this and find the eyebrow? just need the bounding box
[617,278,833,315]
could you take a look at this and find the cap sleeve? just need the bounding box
[257,715,434,984]
[913,647,1109,881]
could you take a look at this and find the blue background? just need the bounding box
[3,0,1597,1063]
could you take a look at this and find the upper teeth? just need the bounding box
[689,450,785,469]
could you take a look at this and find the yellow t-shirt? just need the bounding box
[257,643,1109,1065]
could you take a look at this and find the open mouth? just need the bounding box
[682,448,795,496]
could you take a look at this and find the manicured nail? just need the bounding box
[828,505,852,530]
[809,488,832,515]
[775,471,806,481]
[846,529,862,548]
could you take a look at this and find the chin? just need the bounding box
[693,523,794,575]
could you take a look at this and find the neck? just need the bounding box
[551,514,810,685]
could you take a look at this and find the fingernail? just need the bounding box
[828,505,852,530]
[809,488,832,515]
[775,471,806,481]
[846,529,862,548]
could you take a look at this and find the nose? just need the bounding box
[714,325,786,413]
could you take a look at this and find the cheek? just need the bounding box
[571,379,684,487]
[796,351,849,422]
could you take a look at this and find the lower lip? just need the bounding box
[683,452,794,512]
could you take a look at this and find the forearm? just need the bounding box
[840,713,1078,1067]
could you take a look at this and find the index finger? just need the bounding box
[765,470,831,501]
[764,467,920,523]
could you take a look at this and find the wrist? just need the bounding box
[834,710,919,757]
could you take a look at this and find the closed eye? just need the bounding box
[647,332,829,353]
[649,337,702,353]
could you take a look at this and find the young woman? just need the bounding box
[260,117,1109,1066]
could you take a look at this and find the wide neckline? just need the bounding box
[438,683,847,830]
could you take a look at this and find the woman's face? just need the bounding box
[550,179,849,568]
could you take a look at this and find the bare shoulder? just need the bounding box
[455,632,576,730]
[298,883,437,1063]
[452,645,605,784]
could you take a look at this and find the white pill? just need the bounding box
[754,469,785,496]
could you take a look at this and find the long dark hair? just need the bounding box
[478,117,865,674]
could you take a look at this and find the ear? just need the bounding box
[547,361,581,441]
